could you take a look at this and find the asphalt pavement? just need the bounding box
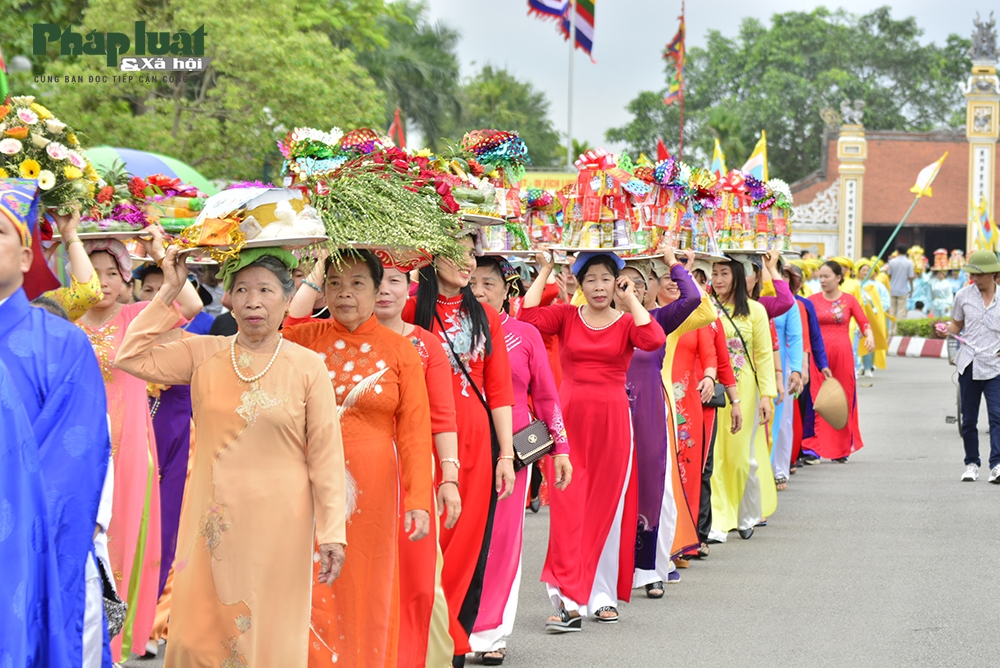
[127,356,996,668]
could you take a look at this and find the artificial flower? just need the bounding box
[0,138,22,155]
[31,133,50,148]
[19,159,41,178]
[63,165,83,180]
[5,126,28,140]
[65,133,79,146]
[45,118,67,134]
[17,109,39,125]
[37,170,56,190]
[67,150,87,169]
[46,142,69,160]
[30,103,54,120]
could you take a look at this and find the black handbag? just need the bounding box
[703,381,727,408]
[98,557,127,638]
[512,419,554,471]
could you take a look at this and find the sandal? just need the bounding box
[481,648,506,665]
[645,581,664,599]
[673,557,689,569]
[595,606,619,623]
[545,608,582,634]
[774,476,788,491]
[697,542,710,558]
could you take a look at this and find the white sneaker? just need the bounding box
[990,466,1000,484]
[864,369,874,378]
[962,464,979,482]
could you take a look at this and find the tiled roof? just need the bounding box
[791,129,995,226]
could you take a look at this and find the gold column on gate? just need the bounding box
[836,103,867,259]
[964,14,1000,251]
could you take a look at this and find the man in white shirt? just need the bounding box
[886,245,915,336]
[940,250,1000,482]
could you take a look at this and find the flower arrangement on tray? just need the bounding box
[279,126,465,264]
[0,96,98,214]
[173,183,327,262]
[78,161,157,233]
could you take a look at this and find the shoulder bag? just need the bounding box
[434,311,500,461]
[715,298,761,395]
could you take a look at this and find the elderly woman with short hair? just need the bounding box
[284,249,434,668]
[116,247,348,668]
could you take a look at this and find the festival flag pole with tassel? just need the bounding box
[662,2,685,157]
[861,152,949,287]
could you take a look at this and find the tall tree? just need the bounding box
[447,65,563,168]
[355,1,461,150]
[26,0,385,181]
[607,6,971,181]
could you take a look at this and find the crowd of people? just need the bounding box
[5,173,904,668]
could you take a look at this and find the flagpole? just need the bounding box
[566,0,576,170]
[859,195,921,288]
[677,0,685,160]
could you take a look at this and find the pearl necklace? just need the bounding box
[577,305,623,331]
[230,334,283,383]
[83,303,121,330]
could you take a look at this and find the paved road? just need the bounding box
[128,356,993,667]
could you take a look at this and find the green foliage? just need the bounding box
[445,65,564,168]
[607,6,972,181]
[896,317,948,338]
[572,138,593,160]
[19,0,385,181]
[355,1,460,151]
[0,0,88,71]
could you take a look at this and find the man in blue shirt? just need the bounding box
[0,178,111,666]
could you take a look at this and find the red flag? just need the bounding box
[387,108,406,149]
[656,138,670,161]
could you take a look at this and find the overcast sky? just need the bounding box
[423,1,990,156]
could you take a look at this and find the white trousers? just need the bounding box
[772,391,795,480]
[633,423,678,588]
[82,552,104,668]
[468,471,531,653]
[469,561,523,653]
[738,396,764,531]
[547,444,634,616]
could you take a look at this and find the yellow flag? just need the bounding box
[909,152,948,198]
[741,130,768,181]
[710,138,727,176]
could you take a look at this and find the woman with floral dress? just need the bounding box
[284,250,434,667]
[403,232,516,667]
[708,259,777,542]
[468,256,572,663]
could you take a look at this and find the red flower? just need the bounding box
[435,181,451,196]
[97,186,115,204]
[391,159,410,172]
[441,193,460,214]
[467,159,485,177]
[128,176,149,198]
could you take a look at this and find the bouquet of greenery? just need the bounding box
[0,96,98,214]
[281,127,464,264]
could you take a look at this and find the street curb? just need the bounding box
[887,336,948,359]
